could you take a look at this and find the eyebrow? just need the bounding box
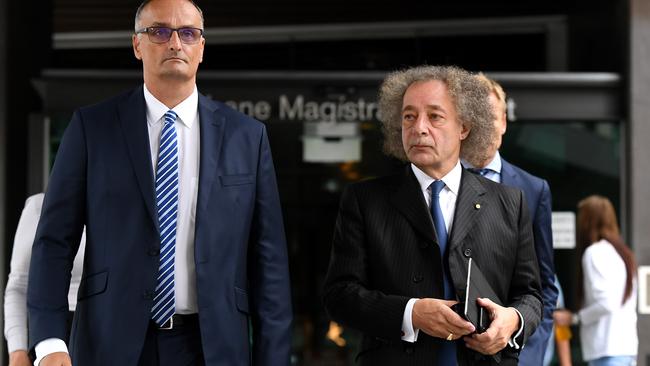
[149,22,200,28]
[402,104,447,113]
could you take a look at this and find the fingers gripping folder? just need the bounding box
[455,258,502,333]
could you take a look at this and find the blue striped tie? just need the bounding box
[151,110,179,326]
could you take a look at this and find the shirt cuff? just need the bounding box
[401,298,420,342]
[507,308,525,350]
[34,338,68,366]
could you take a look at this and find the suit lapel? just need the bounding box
[117,86,158,227]
[196,93,225,221]
[449,170,487,251]
[389,166,436,247]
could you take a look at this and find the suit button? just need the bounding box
[412,274,424,283]
[463,248,472,257]
[148,247,160,256]
[405,346,414,354]
[143,290,154,300]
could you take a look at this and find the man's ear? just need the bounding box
[460,123,470,140]
[500,112,508,135]
[133,34,142,60]
[199,37,205,63]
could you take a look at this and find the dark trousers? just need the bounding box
[138,315,205,366]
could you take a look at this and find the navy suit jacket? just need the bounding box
[27,86,292,366]
[500,158,558,366]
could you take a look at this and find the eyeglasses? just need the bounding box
[136,26,204,44]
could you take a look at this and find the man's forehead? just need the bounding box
[139,0,202,20]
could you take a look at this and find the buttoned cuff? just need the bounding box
[401,298,420,342]
[34,338,68,366]
[507,308,525,350]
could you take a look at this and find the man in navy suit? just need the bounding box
[27,0,292,365]
[461,74,558,366]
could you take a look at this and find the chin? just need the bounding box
[408,154,436,167]
[159,70,192,81]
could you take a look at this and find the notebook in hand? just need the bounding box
[462,258,503,333]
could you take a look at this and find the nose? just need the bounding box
[168,30,182,51]
[413,114,429,136]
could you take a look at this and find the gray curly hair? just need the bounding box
[377,65,495,164]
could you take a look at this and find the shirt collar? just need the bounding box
[411,160,463,196]
[143,84,198,129]
[461,150,502,174]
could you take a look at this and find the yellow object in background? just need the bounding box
[556,325,572,341]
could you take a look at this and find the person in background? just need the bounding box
[554,195,637,366]
[545,276,572,366]
[461,73,558,366]
[3,194,85,366]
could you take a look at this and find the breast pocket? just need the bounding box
[220,174,254,187]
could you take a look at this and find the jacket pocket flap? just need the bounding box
[220,174,254,186]
[78,271,108,301]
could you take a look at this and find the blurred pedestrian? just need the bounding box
[3,194,85,366]
[554,195,637,366]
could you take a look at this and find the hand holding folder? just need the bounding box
[459,258,502,333]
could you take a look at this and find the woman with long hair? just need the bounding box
[554,195,637,366]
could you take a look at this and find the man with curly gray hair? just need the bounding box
[324,65,542,365]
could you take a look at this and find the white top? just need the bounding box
[34,85,201,365]
[3,193,86,353]
[579,239,638,361]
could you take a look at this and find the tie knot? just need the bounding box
[431,180,445,196]
[164,110,178,125]
[468,168,492,177]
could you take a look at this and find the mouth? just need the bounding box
[410,144,432,150]
[164,57,186,63]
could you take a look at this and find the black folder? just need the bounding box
[461,258,503,333]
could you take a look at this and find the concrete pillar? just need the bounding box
[629,0,650,364]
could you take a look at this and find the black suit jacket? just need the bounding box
[27,86,292,365]
[323,165,542,366]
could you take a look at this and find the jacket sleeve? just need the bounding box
[249,125,293,366]
[323,185,410,341]
[27,111,87,350]
[531,180,558,342]
[508,190,543,345]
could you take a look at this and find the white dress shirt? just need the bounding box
[4,193,85,353]
[579,239,638,361]
[34,85,201,365]
[461,150,502,183]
